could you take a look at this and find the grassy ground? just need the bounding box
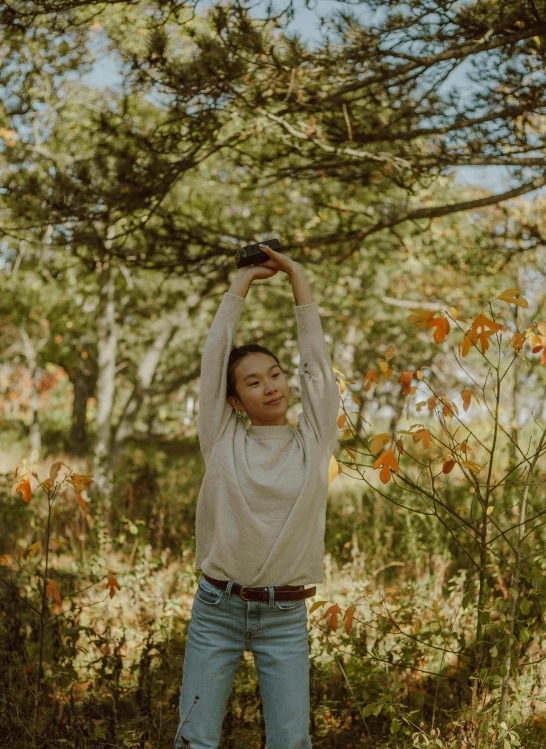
[0,439,545,747]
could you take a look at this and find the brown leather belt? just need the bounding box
[202,573,316,602]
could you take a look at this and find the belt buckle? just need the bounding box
[239,585,251,601]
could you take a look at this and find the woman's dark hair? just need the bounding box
[227,344,282,401]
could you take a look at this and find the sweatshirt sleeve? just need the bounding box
[196,292,246,457]
[294,302,340,454]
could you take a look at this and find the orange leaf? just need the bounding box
[427,315,450,343]
[396,438,404,454]
[512,332,524,353]
[70,473,94,492]
[461,389,472,411]
[397,370,414,395]
[463,313,505,356]
[346,447,356,461]
[412,428,431,449]
[343,604,356,634]
[427,395,437,411]
[15,479,32,503]
[325,603,342,631]
[46,579,62,606]
[385,344,395,361]
[372,448,400,484]
[337,413,347,428]
[364,369,378,391]
[76,492,87,512]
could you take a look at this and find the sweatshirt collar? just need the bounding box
[248,423,294,440]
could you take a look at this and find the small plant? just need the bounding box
[1,455,121,747]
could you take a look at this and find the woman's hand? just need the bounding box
[257,244,298,276]
[240,264,278,283]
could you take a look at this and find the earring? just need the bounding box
[237,410,244,418]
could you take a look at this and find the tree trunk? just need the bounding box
[69,366,93,456]
[29,368,42,456]
[93,248,117,516]
[20,328,46,458]
[112,307,188,452]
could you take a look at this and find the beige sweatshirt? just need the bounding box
[195,291,340,586]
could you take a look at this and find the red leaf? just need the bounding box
[443,459,455,474]
[105,575,121,599]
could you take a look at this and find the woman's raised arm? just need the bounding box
[196,265,278,460]
[259,245,339,452]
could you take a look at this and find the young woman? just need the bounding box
[174,245,340,749]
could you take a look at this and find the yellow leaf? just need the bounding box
[486,505,494,515]
[377,359,393,380]
[496,288,529,308]
[27,541,42,558]
[385,344,395,361]
[328,455,341,484]
[0,128,18,146]
[407,308,437,327]
[462,460,482,474]
[369,433,391,455]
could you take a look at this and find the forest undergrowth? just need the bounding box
[1,445,545,749]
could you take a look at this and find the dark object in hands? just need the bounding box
[235,238,281,268]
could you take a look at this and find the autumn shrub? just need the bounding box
[315,286,546,747]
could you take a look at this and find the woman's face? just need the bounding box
[228,352,290,426]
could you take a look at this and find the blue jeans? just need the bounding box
[174,575,313,749]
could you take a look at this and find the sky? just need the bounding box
[83,0,513,193]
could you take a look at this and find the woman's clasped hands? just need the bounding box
[246,244,298,282]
